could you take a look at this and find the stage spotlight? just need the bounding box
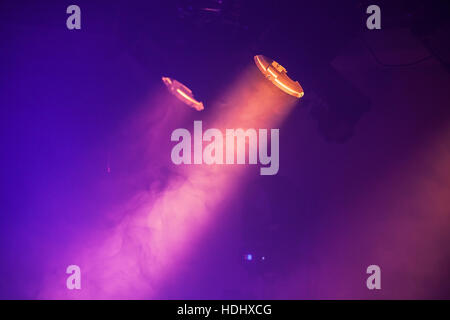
[245,254,253,261]
[254,55,304,98]
[162,76,204,111]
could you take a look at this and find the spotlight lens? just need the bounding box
[162,76,204,111]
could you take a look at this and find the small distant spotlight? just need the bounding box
[254,55,304,98]
[245,254,253,261]
[162,77,204,111]
[261,256,265,261]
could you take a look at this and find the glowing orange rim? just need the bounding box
[254,55,304,98]
[162,77,204,111]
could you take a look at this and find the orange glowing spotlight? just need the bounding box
[162,77,204,111]
[254,55,304,98]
